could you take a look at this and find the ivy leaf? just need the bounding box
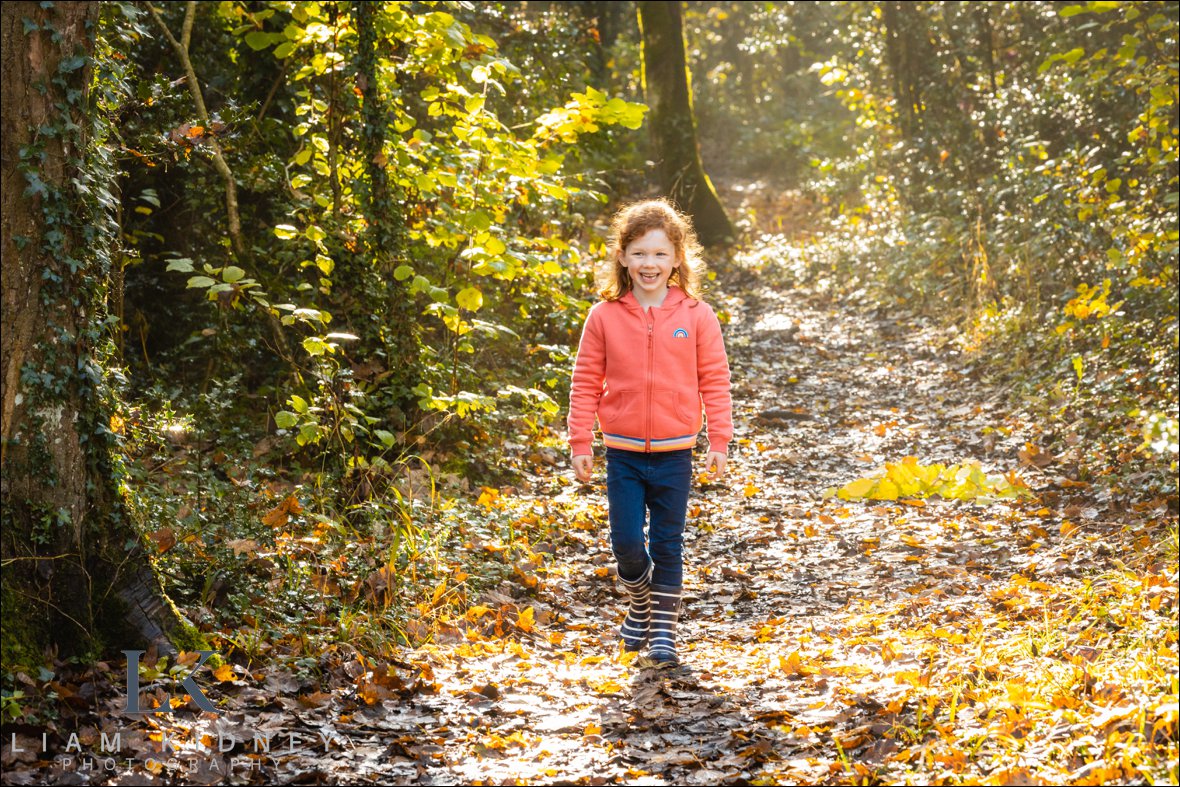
[302,337,329,356]
[187,276,216,289]
[274,411,298,429]
[245,31,277,51]
[222,266,246,283]
[59,55,87,73]
[274,225,298,239]
[166,258,195,273]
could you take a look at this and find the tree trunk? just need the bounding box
[354,2,419,416]
[881,1,920,139]
[637,1,736,246]
[1,1,188,666]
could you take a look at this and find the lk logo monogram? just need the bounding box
[122,650,219,714]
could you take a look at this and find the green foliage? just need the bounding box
[88,0,654,665]
[774,1,1177,499]
[102,1,648,487]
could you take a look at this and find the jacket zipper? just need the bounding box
[645,312,654,452]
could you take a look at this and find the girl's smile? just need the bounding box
[621,229,680,306]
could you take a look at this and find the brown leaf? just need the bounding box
[226,538,258,558]
[263,494,303,529]
[150,527,176,553]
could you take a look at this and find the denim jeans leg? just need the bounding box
[606,449,650,582]
[646,450,692,587]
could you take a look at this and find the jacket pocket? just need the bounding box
[599,389,640,431]
[652,388,698,438]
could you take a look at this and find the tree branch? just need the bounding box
[145,1,245,258]
[145,1,294,364]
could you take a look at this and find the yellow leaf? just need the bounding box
[477,487,500,507]
[465,605,494,621]
[743,482,759,497]
[583,723,603,736]
[838,477,876,500]
[516,606,535,633]
[875,477,900,500]
[213,663,237,682]
[779,651,809,676]
[1060,520,1080,537]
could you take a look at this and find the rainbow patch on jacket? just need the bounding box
[672,328,689,338]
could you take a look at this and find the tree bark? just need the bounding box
[354,2,418,412]
[637,1,736,246]
[1,1,186,665]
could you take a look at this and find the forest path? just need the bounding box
[333,264,1067,785]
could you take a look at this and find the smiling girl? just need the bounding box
[567,199,733,667]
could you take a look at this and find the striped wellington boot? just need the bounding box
[648,583,683,666]
[618,562,653,652]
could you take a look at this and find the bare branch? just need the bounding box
[145,1,244,258]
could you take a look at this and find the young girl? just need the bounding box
[567,199,733,667]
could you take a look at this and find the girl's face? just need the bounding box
[620,228,680,301]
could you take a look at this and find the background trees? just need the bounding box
[637,1,735,244]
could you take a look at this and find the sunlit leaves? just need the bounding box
[455,287,483,312]
[826,456,1033,502]
[533,86,647,144]
[1063,279,1122,320]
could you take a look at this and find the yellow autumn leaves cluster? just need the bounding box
[825,456,1032,502]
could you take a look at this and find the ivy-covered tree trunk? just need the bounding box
[354,1,418,418]
[637,1,736,246]
[1,1,187,666]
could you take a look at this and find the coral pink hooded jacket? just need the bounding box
[568,287,733,456]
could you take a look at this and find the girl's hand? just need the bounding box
[705,451,727,481]
[572,454,594,483]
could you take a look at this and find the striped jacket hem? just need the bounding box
[603,432,697,452]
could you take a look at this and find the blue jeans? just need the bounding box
[606,447,692,588]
